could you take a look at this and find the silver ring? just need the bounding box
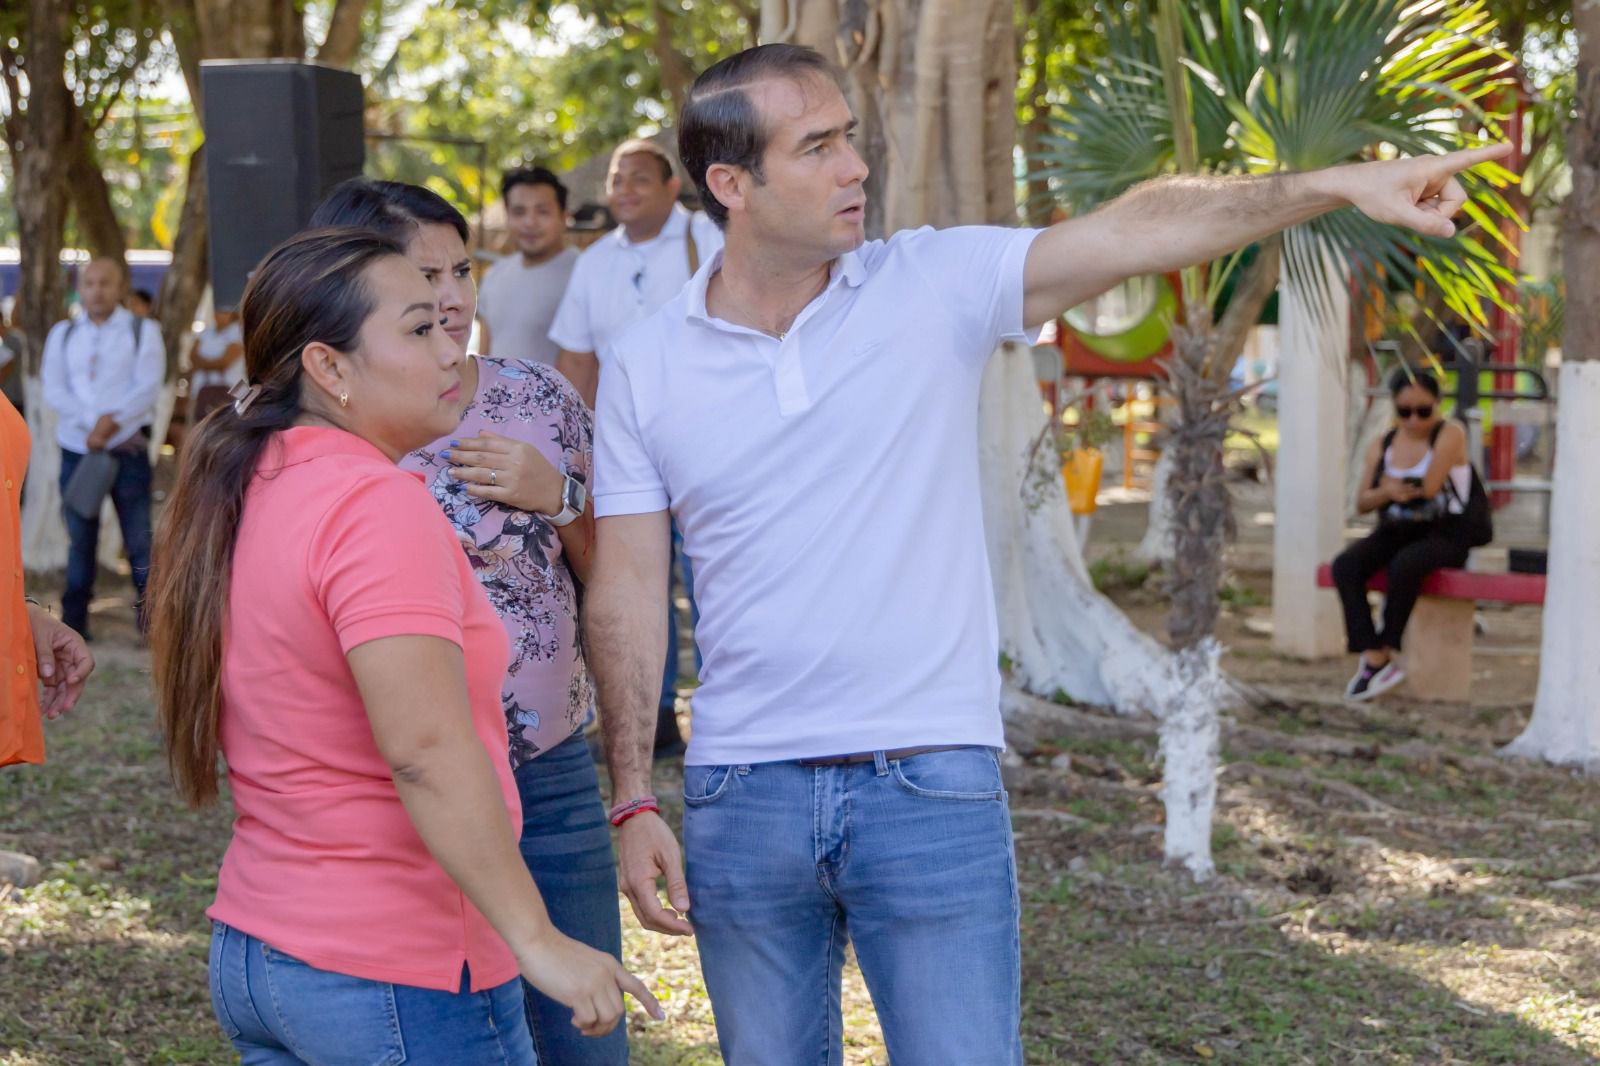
[489,470,497,486]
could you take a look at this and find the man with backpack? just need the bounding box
[40,257,165,639]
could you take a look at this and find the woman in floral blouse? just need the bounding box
[310,181,626,1066]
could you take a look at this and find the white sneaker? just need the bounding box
[1350,660,1405,701]
[1344,662,1377,699]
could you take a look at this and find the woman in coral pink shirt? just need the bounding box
[147,229,656,1065]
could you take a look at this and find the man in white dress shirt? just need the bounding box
[552,138,723,757]
[40,257,164,637]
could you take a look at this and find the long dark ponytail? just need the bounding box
[149,227,404,806]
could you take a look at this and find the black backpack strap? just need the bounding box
[1371,428,1397,488]
[1428,419,1446,446]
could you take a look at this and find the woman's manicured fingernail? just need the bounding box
[440,450,451,460]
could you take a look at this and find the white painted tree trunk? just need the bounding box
[1270,253,1349,659]
[21,376,177,575]
[1503,360,1600,772]
[980,343,1178,715]
[20,374,66,572]
[1159,640,1224,879]
[1135,449,1175,566]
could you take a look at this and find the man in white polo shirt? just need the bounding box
[553,138,724,759]
[585,44,1508,1064]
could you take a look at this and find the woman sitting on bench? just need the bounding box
[1333,368,1476,701]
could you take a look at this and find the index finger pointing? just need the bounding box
[617,968,665,1020]
[1438,142,1513,173]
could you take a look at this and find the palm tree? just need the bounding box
[1040,0,1521,878]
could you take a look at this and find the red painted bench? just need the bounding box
[1315,564,1546,701]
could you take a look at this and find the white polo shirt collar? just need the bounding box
[683,248,868,416]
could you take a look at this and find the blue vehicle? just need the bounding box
[0,249,171,311]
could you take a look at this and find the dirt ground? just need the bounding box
[5,475,1597,1065]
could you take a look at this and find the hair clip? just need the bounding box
[229,379,263,416]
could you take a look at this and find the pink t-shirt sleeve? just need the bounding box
[309,472,468,653]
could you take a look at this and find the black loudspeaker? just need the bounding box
[200,61,365,309]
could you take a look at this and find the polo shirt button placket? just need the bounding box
[772,333,811,416]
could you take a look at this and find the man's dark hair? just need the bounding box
[308,177,470,244]
[131,288,154,306]
[502,166,569,212]
[679,44,843,228]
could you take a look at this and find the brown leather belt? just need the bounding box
[795,744,972,767]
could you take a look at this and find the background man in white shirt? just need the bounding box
[552,138,723,758]
[585,44,1510,1064]
[550,139,724,407]
[478,167,578,365]
[40,257,165,638]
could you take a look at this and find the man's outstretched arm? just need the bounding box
[1022,143,1513,329]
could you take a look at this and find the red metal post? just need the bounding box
[1489,82,1527,507]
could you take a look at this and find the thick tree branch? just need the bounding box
[316,0,367,68]
[67,110,128,263]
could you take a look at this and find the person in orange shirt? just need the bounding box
[3,391,94,768]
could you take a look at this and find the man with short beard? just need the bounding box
[479,167,577,366]
[40,257,164,638]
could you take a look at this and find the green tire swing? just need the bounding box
[1065,274,1177,363]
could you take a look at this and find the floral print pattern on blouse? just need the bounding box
[400,357,593,768]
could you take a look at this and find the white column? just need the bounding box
[1271,251,1348,659]
[1504,360,1600,772]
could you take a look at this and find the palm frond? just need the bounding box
[1036,0,1523,338]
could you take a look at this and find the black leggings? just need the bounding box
[1331,522,1471,654]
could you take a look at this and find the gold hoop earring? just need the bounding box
[339,391,349,409]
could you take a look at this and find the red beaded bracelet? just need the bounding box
[608,795,660,827]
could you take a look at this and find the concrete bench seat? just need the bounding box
[1315,564,1546,701]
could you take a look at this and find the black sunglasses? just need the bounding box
[1396,404,1434,420]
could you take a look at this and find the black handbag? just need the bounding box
[1371,421,1492,546]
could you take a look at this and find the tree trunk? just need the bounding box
[14,0,72,572]
[11,0,71,378]
[194,0,304,60]
[67,113,128,265]
[1137,242,1281,568]
[1018,0,1053,229]
[649,0,698,120]
[981,343,1186,715]
[315,0,368,67]
[1506,0,1600,771]
[770,0,1175,715]
[158,147,209,376]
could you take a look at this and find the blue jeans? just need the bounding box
[208,921,537,1065]
[514,730,627,1065]
[683,747,1022,1065]
[57,444,152,636]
